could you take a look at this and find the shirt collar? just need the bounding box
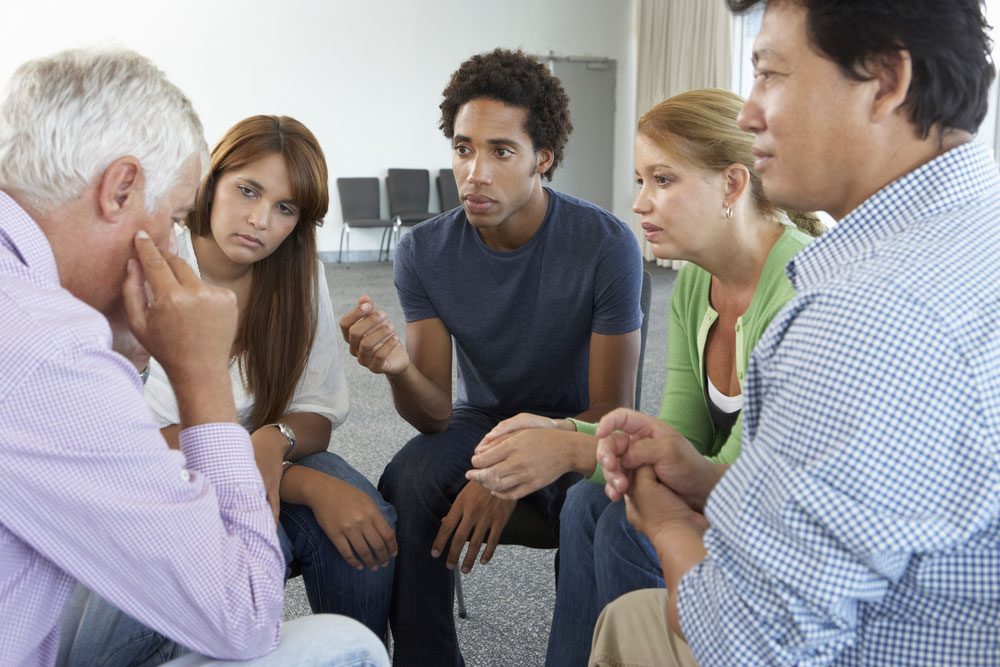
[787,141,999,290]
[0,189,60,286]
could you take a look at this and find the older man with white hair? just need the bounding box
[0,48,387,667]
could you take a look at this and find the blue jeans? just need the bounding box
[62,608,387,667]
[61,452,395,666]
[378,407,578,667]
[545,480,664,667]
[280,451,396,641]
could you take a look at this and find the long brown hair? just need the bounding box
[637,89,825,236]
[187,115,329,430]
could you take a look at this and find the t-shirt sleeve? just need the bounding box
[286,261,350,428]
[591,222,643,335]
[393,232,439,323]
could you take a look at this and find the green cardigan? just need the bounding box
[574,226,812,481]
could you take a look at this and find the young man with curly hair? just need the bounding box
[341,48,643,665]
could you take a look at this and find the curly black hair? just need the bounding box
[439,48,573,180]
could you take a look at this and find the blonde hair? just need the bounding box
[637,88,824,236]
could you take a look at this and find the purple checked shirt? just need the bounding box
[0,191,284,666]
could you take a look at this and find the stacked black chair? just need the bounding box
[386,169,436,256]
[336,178,394,262]
[437,168,461,212]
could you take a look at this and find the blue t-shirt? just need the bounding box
[394,188,642,416]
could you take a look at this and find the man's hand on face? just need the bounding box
[339,295,410,376]
[431,481,516,575]
[122,230,238,386]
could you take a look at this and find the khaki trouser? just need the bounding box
[589,589,700,667]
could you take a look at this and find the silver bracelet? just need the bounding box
[263,422,296,460]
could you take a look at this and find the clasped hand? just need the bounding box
[466,413,580,500]
[595,408,722,512]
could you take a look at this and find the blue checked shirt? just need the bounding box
[678,142,1000,666]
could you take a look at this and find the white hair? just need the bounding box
[0,48,207,215]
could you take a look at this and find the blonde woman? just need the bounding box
[466,89,823,666]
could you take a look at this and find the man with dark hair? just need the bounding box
[340,48,643,665]
[588,1,998,665]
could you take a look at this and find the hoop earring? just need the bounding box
[725,205,734,221]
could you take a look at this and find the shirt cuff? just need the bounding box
[567,419,604,484]
[567,417,597,435]
[179,422,256,486]
[676,557,726,665]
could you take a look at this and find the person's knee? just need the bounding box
[562,481,610,531]
[278,614,389,667]
[378,436,429,501]
[560,482,613,557]
[596,495,631,539]
[593,500,634,569]
[378,430,465,502]
[161,615,389,667]
[591,590,685,667]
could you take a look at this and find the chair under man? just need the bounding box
[455,270,654,618]
[336,177,395,263]
[386,168,436,256]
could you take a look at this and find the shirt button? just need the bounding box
[737,371,744,380]
[180,470,191,482]
[735,322,741,332]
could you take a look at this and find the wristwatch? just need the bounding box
[264,422,296,460]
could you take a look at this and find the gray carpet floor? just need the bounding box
[283,259,677,666]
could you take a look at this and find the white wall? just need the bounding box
[983,0,1000,161]
[0,0,638,256]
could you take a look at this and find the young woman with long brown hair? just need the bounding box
[143,115,395,640]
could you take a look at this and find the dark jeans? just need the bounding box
[378,407,578,667]
[280,451,396,641]
[545,480,664,667]
[62,451,395,666]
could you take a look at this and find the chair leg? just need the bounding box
[454,570,467,619]
[389,217,402,261]
[378,227,391,262]
[338,224,350,263]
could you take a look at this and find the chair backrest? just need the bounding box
[386,168,430,218]
[635,270,653,409]
[437,168,461,211]
[336,177,381,221]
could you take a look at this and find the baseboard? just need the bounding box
[319,249,391,264]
